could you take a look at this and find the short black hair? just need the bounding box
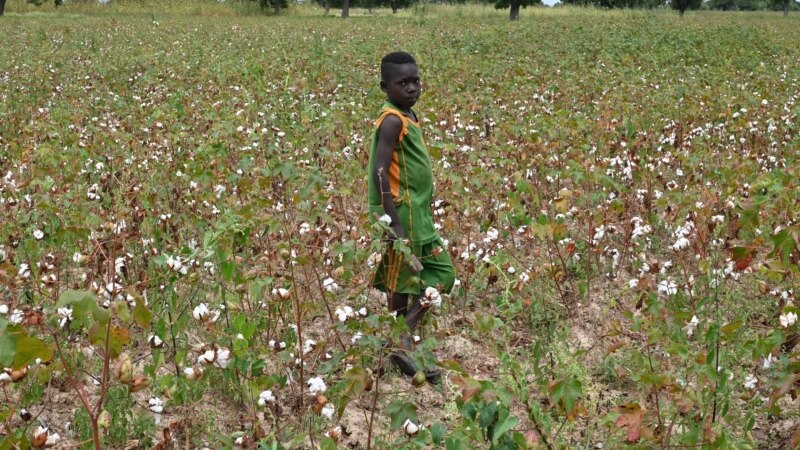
[381,51,416,82]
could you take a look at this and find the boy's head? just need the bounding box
[380,51,421,110]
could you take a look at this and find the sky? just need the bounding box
[543,0,561,5]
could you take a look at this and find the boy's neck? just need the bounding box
[387,99,412,115]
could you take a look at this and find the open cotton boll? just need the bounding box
[321,403,335,420]
[307,376,327,395]
[258,390,276,406]
[192,303,210,321]
[402,419,419,436]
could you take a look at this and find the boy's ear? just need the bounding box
[380,80,387,92]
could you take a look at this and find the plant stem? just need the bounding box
[366,349,383,450]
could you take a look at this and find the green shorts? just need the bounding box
[372,237,456,296]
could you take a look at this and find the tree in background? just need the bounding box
[771,0,799,14]
[671,0,701,15]
[0,0,5,16]
[706,0,738,9]
[491,0,541,20]
[315,0,416,15]
[26,0,63,7]
[561,0,664,8]
[257,0,288,14]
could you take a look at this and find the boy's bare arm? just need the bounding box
[373,115,406,240]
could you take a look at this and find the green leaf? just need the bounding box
[475,313,495,333]
[446,437,467,450]
[386,399,418,431]
[133,298,153,329]
[438,359,468,375]
[221,260,235,281]
[549,376,582,417]
[56,290,97,320]
[13,336,53,370]
[89,325,131,358]
[0,331,16,367]
[343,367,368,396]
[92,304,110,325]
[491,411,518,444]
[320,437,337,450]
[430,422,445,445]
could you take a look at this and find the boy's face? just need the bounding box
[381,63,421,110]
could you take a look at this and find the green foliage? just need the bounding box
[671,0,702,13]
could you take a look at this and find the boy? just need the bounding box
[367,51,456,381]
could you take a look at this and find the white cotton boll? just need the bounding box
[198,350,216,365]
[18,263,31,279]
[215,348,230,368]
[519,272,530,283]
[423,287,442,307]
[57,307,73,328]
[351,331,364,345]
[214,184,226,198]
[0,305,8,315]
[379,214,392,225]
[258,390,276,406]
[33,229,44,240]
[367,252,382,267]
[779,312,798,328]
[299,222,311,235]
[115,257,126,275]
[184,367,203,380]
[684,315,699,337]
[192,303,210,321]
[402,419,419,436]
[322,277,340,293]
[0,373,12,382]
[321,403,335,420]
[658,280,677,296]
[628,279,639,289]
[744,374,757,390]
[302,339,317,355]
[671,237,691,251]
[763,354,774,369]
[358,307,368,317]
[272,288,291,299]
[9,310,24,325]
[148,397,164,413]
[45,432,61,446]
[711,215,725,224]
[507,266,516,274]
[307,376,327,395]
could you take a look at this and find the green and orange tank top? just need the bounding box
[367,101,438,246]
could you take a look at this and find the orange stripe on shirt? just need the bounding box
[375,109,408,199]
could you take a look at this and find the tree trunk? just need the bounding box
[679,7,685,16]
[784,0,789,16]
[273,0,280,15]
[324,1,330,14]
[391,0,397,13]
[0,0,5,16]
[341,0,349,17]
[509,0,520,20]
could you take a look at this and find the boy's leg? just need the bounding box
[405,294,426,332]
[405,240,456,332]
